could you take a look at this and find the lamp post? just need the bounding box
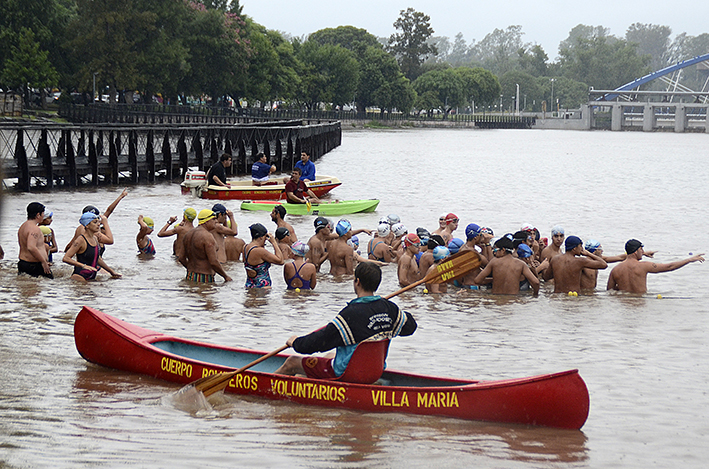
[500,94,503,113]
[93,72,99,102]
[550,78,556,116]
[515,83,520,116]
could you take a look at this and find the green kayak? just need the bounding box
[240,199,380,216]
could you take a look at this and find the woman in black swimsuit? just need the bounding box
[63,213,121,282]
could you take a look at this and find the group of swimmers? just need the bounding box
[13,187,704,294]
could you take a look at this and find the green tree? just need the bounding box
[454,66,501,109]
[1,28,59,107]
[470,26,527,76]
[243,22,300,105]
[296,41,359,109]
[178,2,251,105]
[499,71,540,112]
[387,8,437,80]
[517,45,549,77]
[537,76,588,111]
[0,0,75,91]
[308,26,382,57]
[558,34,650,90]
[448,33,471,66]
[625,23,672,72]
[357,46,407,113]
[372,74,416,114]
[412,68,464,118]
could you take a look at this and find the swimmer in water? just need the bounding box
[137,215,156,256]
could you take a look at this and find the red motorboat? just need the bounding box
[74,306,590,429]
[180,170,342,200]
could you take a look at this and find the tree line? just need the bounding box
[1,1,707,116]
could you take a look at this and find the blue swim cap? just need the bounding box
[79,212,98,226]
[565,235,582,251]
[517,244,533,258]
[349,235,359,247]
[335,219,351,237]
[465,223,481,240]
[585,239,601,253]
[432,246,450,261]
[448,238,464,254]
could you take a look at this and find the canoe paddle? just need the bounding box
[385,249,481,299]
[184,249,481,398]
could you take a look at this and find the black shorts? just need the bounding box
[18,260,53,279]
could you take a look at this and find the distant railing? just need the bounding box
[59,103,535,128]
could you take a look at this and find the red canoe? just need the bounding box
[74,306,590,429]
[180,171,342,200]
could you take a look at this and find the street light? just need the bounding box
[550,78,556,115]
[500,94,503,113]
[93,72,99,102]
[515,83,520,116]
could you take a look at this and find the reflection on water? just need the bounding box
[1,129,709,467]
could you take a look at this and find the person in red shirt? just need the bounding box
[285,168,321,204]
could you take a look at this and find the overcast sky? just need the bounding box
[241,0,709,60]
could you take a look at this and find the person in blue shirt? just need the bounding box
[294,151,316,182]
[252,152,276,186]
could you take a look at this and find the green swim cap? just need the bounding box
[143,216,154,228]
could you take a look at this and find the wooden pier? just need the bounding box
[1,120,341,191]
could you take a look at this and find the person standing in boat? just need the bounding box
[607,239,704,294]
[251,152,276,186]
[294,151,316,182]
[284,241,317,290]
[17,202,53,278]
[178,209,232,283]
[157,207,196,258]
[274,262,417,380]
[285,168,321,204]
[207,153,232,188]
[63,212,121,282]
[271,205,297,241]
[243,223,284,288]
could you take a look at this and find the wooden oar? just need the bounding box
[384,249,481,299]
[189,345,290,398]
[189,249,480,398]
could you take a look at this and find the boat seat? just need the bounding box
[330,339,390,384]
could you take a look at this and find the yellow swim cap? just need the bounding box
[198,209,215,225]
[40,226,52,236]
[143,216,154,228]
[184,207,197,221]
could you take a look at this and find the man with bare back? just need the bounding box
[328,220,355,275]
[607,239,704,293]
[543,236,607,293]
[178,209,232,283]
[307,217,332,272]
[474,236,539,294]
[18,202,53,278]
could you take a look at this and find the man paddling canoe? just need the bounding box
[274,262,417,380]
